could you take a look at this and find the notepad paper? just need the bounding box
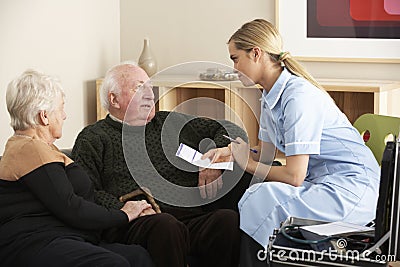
[176,143,233,170]
[300,221,374,237]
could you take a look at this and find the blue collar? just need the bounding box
[263,68,292,109]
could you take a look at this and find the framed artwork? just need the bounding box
[275,0,400,63]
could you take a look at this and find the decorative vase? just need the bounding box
[138,37,158,77]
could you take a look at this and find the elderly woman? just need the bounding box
[0,70,154,267]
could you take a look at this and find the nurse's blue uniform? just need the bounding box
[238,68,380,247]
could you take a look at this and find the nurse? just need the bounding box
[202,19,380,266]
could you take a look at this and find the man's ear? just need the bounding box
[39,110,49,126]
[109,93,120,109]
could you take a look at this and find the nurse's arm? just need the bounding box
[250,143,261,161]
[256,141,276,163]
[246,154,309,187]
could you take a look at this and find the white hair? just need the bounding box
[6,69,65,131]
[100,61,138,111]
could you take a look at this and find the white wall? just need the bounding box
[0,0,120,149]
[120,0,399,80]
[120,0,271,69]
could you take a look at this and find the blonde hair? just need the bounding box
[229,19,324,90]
[6,69,65,131]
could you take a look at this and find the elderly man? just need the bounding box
[72,62,251,267]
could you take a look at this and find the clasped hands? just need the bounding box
[120,200,156,222]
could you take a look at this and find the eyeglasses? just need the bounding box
[130,81,153,93]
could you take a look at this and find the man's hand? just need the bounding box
[198,168,223,199]
[201,146,232,163]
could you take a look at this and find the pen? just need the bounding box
[222,135,258,153]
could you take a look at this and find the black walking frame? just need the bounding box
[267,138,400,267]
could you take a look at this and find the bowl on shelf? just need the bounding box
[199,68,238,81]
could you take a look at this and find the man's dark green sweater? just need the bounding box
[72,111,247,211]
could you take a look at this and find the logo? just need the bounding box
[336,238,347,249]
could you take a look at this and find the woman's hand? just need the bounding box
[230,137,254,171]
[121,200,152,222]
[201,146,232,163]
[139,207,156,217]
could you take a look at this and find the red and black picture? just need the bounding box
[307,0,400,39]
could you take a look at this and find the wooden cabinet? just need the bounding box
[318,79,400,123]
[95,79,108,120]
[96,76,400,147]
